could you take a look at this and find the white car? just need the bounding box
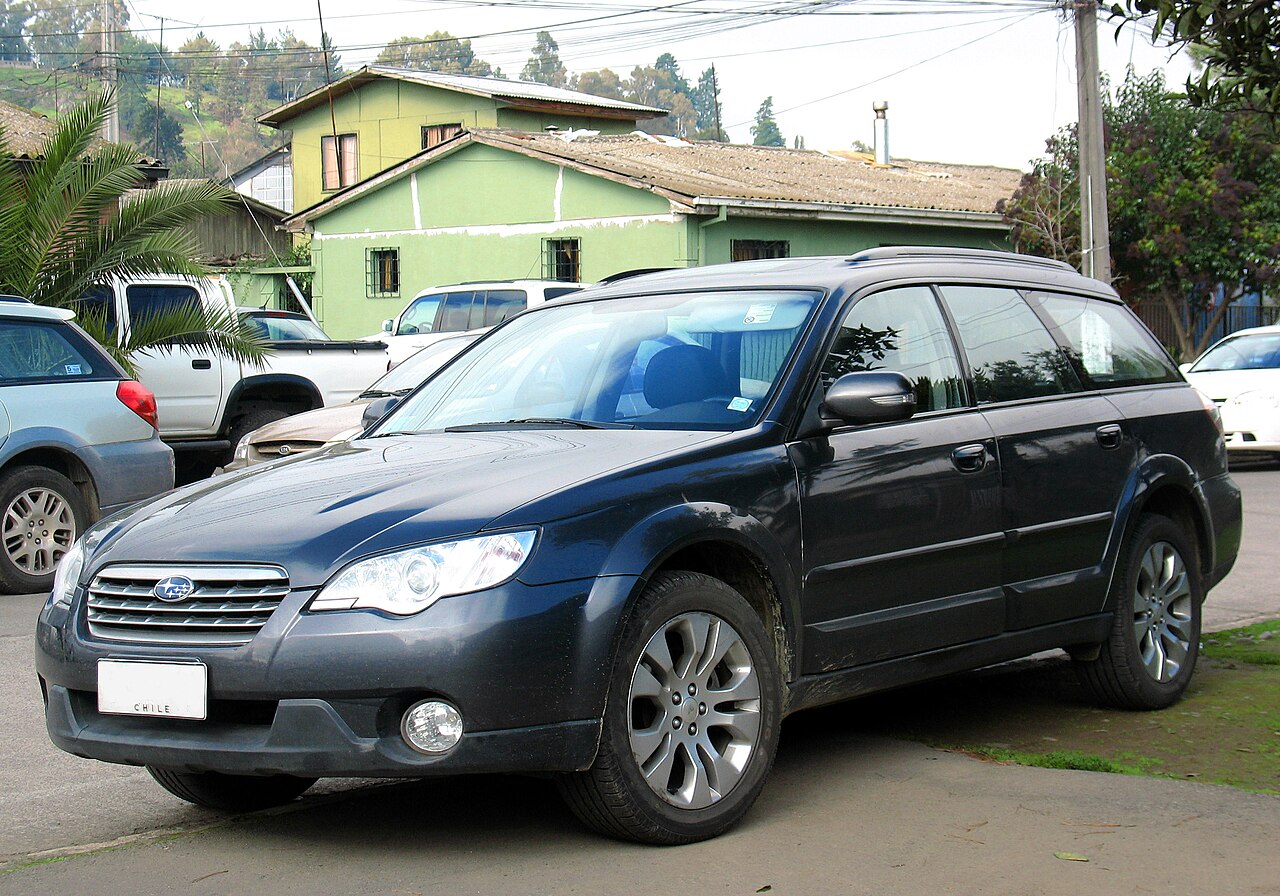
[368,280,583,366]
[1184,324,1280,457]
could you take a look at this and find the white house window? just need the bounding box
[543,238,581,282]
[367,248,400,298]
[321,134,358,191]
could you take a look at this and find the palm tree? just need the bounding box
[0,90,267,376]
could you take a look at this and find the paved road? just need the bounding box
[2,469,1277,892]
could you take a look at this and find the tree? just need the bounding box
[26,0,90,69]
[119,90,186,166]
[1111,1,1280,118]
[571,69,625,100]
[626,64,696,137]
[690,67,724,141]
[521,31,566,88]
[0,91,267,374]
[1000,69,1280,359]
[0,1,32,63]
[376,32,492,76]
[750,96,784,147]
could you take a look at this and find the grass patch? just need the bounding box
[955,746,1149,775]
[1202,618,1280,666]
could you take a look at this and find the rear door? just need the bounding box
[122,281,227,435]
[792,285,1005,672]
[938,285,1136,629]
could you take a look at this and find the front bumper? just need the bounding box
[37,574,638,776]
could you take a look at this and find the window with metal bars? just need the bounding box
[543,238,581,282]
[366,248,400,298]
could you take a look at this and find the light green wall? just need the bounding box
[305,143,1010,339]
[282,79,641,212]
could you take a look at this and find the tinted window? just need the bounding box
[0,320,107,381]
[822,286,967,412]
[941,285,1081,403]
[75,286,117,335]
[398,294,443,335]
[242,313,329,341]
[543,286,582,301]
[481,290,527,327]
[1191,332,1280,372]
[125,285,202,346]
[437,292,477,333]
[1033,292,1180,386]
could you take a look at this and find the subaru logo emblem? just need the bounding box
[153,575,196,603]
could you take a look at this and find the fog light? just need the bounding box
[401,700,463,754]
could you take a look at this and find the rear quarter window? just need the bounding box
[1031,292,1180,387]
[0,319,112,382]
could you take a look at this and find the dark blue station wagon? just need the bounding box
[38,249,1241,843]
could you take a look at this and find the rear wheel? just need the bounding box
[1075,513,1202,710]
[558,571,782,844]
[0,465,88,594]
[147,767,316,812]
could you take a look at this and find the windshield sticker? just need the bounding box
[728,397,752,412]
[743,304,776,325]
[64,364,81,375]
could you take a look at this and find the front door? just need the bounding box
[792,286,1005,673]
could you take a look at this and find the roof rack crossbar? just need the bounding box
[846,246,1076,272]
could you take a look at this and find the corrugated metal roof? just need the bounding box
[480,131,1021,215]
[366,66,665,116]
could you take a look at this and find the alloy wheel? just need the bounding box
[1131,540,1193,683]
[3,487,75,575]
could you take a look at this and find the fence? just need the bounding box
[1132,300,1280,359]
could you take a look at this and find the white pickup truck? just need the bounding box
[81,275,388,474]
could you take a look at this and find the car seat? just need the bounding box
[643,344,731,409]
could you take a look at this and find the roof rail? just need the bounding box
[847,246,1077,273]
[0,294,32,303]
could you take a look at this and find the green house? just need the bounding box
[258,66,667,214]
[284,130,1021,339]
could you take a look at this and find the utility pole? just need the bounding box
[99,0,119,142]
[711,64,723,142]
[1073,0,1110,282]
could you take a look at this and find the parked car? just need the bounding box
[369,279,583,366]
[78,276,388,472]
[38,249,1240,843]
[1182,325,1280,459]
[0,299,171,593]
[223,333,480,471]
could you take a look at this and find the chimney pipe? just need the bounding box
[872,101,889,165]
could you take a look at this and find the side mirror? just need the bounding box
[382,319,394,334]
[362,395,400,430]
[820,371,917,426]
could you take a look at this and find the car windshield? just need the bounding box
[1192,333,1280,372]
[370,290,819,433]
[242,312,330,341]
[367,337,478,394]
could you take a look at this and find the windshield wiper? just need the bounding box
[358,388,397,399]
[444,417,633,432]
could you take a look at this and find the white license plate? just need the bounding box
[98,659,208,720]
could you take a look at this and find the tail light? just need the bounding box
[116,380,159,430]
[1191,387,1223,435]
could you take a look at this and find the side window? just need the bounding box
[480,290,527,327]
[940,285,1081,403]
[74,286,118,336]
[0,320,102,380]
[399,294,443,335]
[822,286,967,412]
[125,285,202,344]
[437,292,477,333]
[1031,292,1180,387]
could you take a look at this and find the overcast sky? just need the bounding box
[125,0,1193,171]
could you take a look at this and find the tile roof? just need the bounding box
[0,99,57,158]
[481,131,1022,215]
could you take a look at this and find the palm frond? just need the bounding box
[121,302,270,368]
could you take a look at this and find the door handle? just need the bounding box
[951,444,987,473]
[1096,424,1123,450]
[191,359,212,370]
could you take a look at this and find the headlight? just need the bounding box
[1230,390,1280,408]
[232,434,252,463]
[46,516,121,610]
[310,530,537,616]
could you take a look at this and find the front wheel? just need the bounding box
[147,767,316,811]
[1075,513,1203,710]
[558,571,782,844]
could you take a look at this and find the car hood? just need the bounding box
[250,402,370,445]
[89,429,722,587]
[1185,368,1280,400]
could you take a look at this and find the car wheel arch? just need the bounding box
[0,444,101,520]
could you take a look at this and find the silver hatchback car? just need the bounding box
[0,298,173,593]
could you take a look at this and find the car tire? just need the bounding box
[222,408,290,466]
[1075,513,1203,710]
[147,767,317,812]
[0,465,89,594]
[557,570,782,844]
